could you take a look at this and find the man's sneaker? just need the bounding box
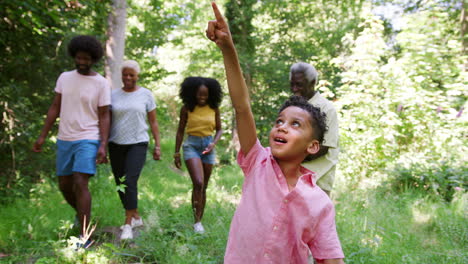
[193,222,205,234]
[131,217,143,228]
[120,224,133,240]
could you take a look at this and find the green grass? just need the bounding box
[0,139,466,263]
[336,188,467,263]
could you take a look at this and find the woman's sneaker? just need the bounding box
[120,217,143,230]
[131,217,143,228]
[120,224,133,240]
[193,222,205,234]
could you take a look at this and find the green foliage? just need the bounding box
[116,176,127,193]
[334,1,467,200]
[244,0,366,144]
[388,161,467,202]
[225,0,257,81]
[125,0,186,88]
[152,0,367,151]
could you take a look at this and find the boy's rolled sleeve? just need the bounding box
[237,139,265,177]
[308,203,344,260]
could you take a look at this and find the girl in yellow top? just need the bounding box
[174,77,223,234]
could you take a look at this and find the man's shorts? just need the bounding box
[56,139,100,176]
[182,135,216,164]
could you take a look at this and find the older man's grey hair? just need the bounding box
[289,62,318,85]
[121,60,141,74]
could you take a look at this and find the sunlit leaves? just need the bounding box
[335,0,466,194]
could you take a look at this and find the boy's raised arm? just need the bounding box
[206,2,256,155]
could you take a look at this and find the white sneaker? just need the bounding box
[119,217,143,230]
[193,222,205,234]
[120,224,133,240]
[131,217,143,228]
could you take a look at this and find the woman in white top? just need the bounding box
[109,60,161,240]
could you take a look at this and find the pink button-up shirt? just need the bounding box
[224,140,344,264]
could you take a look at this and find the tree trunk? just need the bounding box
[105,0,127,89]
[461,0,467,71]
[1,101,15,188]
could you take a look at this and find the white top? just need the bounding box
[303,92,340,191]
[109,87,156,144]
[55,70,111,141]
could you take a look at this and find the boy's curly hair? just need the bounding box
[179,77,223,111]
[68,35,103,62]
[279,96,328,161]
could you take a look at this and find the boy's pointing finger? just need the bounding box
[211,2,224,24]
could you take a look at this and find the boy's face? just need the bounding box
[269,106,319,162]
[74,51,94,75]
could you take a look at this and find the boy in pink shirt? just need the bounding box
[206,3,345,263]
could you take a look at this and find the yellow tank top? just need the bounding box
[186,105,216,137]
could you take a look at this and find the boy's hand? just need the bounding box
[206,2,232,50]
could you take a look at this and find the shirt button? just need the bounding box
[284,199,288,203]
[264,253,269,258]
[273,225,278,231]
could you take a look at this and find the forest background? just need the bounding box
[0,0,466,263]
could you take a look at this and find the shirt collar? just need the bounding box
[299,166,315,187]
[267,149,316,187]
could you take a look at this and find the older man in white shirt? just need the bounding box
[289,62,339,196]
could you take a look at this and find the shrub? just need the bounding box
[388,161,467,201]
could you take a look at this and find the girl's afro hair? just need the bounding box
[179,76,223,111]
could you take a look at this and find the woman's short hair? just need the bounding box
[121,60,141,74]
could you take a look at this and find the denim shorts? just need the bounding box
[56,139,100,176]
[182,135,216,164]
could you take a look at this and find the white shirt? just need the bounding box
[303,92,340,191]
[109,87,156,144]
